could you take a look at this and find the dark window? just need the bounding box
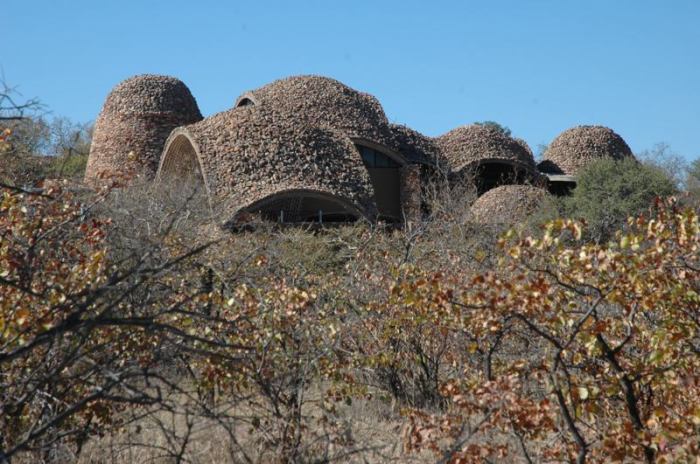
[359,146,400,168]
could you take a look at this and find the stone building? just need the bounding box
[85,74,635,226]
[85,75,202,185]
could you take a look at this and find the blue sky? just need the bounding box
[3,0,699,160]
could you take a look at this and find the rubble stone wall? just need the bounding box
[85,75,202,185]
[436,124,537,174]
[470,184,550,224]
[86,74,637,227]
[163,105,378,222]
[400,164,423,224]
[540,125,634,175]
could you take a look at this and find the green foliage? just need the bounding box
[687,157,700,199]
[561,157,677,242]
[45,152,89,178]
[474,120,512,137]
[0,117,91,185]
[3,179,700,463]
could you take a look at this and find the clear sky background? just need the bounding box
[3,0,699,160]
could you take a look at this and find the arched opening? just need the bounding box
[235,190,361,225]
[236,98,255,107]
[472,161,534,196]
[158,134,206,188]
[156,133,211,216]
[356,143,404,222]
[235,93,257,108]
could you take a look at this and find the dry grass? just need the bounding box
[73,386,431,464]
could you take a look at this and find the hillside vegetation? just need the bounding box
[1,173,699,464]
[2,84,700,462]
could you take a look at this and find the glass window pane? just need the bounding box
[376,150,388,167]
[357,144,404,168]
[360,147,373,166]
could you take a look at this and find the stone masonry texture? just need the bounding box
[436,124,537,174]
[85,74,203,185]
[162,105,378,222]
[470,184,550,224]
[539,125,634,175]
[85,74,637,226]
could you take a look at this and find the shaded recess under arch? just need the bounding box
[158,132,208,187]
[155,131,213,215]
[235,95,256,107]
[468,159,538,196]
[353,140,406,222]
[436,124,539,196]
[232,189,364,225]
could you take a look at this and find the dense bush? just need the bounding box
[561,157,677,242]
[1,117,90,186]
[688,158,700,201]
[1,166,698,463]
[403,202,700,462]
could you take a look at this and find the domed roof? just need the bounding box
[99,74,201,116]
[85,74,202,185]
[387,123,443,166]
[470,184,549,224]
[234,75,389,139]
[157,105,377,223]
[540,125,633,175]
[436,124,536,173]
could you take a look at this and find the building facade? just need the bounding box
[86,74,634,226]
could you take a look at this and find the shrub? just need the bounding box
[404,200,700,463]
[562,157,677,242]
[687,158,700,201]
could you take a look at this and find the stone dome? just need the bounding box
[540,125,633,175]
[470,184,549,224]
[85,74,203,185]
[233,76,450,171]
[156,104,377,224]
[436,124,537,174]
[234,75,389,141]
[387,123,443,167]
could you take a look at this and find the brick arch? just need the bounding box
[156,130,213,208]
[234,93,257,108]
[351,138,407,167]
[457,158,542,196]
[229,188,367,227]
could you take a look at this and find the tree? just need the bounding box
[46,118,92,179]
[687,157,700,200]
[474,120,512,137]
[0,184,223,461]
[0,75,45,156]
[0,116,51,157]
[0,77,91,184]
[0,182,367,463]
[636,142,688,189]
[0,76,42,122]
[561,157,677,242]
[403,200,700,462]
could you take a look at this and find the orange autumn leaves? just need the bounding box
[400,199,699,462]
